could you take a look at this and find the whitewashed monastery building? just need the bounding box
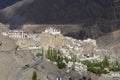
[2,30,38,39]
[43,27,61,35]
[2,30,24,39]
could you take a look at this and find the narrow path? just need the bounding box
[12,57,42,80]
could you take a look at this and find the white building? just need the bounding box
[43,27,61,35]
[28,45,41,49]
[67,62,87,74]
[2,30,39,40]
[111,72,120,77]
[2,30,24,39]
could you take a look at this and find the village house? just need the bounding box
[43,27,61,35]
[28,44,41,50]
[2,30,39,39]
[2,30,24,39]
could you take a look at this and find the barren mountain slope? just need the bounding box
[97,30,120,60]
[0,34,16,51]
[0,50,35,80]
[0,0,120,39]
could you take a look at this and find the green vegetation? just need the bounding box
[46,47,69,69]
[69,77,74,80]
[79,76,87,80]
[110,66,120,72]
[109,60,120,72]
[102,56,109,68]
[81,56,120,74]
[36,52,43,57]
[36,47,44,58]
[36,47,120,73]
[71,55,77,62]
[79,76,91,80]
[81,60,108,74]
[81,56,109,74]
[32,71,41,80]
[32,71,37,80]
[36,47,70,69]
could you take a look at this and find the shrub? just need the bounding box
[36,53,43,57]
[81,60,108,74]
[46,48,68,69]
[32,71,37,80]
[32,71,41,80]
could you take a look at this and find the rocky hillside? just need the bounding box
[0,23,9,32]
[0,50,35,80]
[97,30,120,60]
[0,0,120,39]
[0,0,112,25]
[0,34,16,51]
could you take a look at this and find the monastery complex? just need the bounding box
[2,27,61,39]
[1,27,108,62]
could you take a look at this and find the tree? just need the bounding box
[37,77,41,80]
[102,56,109,68]
[32,71,37,80]
[79,76,87,80]
[69,77,74,80]
[36,52,43,57]
[115,60,119,65]
[91,52,94,57]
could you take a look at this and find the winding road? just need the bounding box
[12,57,43,80]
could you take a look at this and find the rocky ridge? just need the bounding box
[97,30,120,61]
[0,0,120,39]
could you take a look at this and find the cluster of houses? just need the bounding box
[67,61,87,74]
[1,27,105,59]
[2,30,25,39]
[1,27,61,50]
[1,27,117,80]
[99,72,120,80]
[2,27,61,39]
[59,37,102,61]
[2,30,38,39]
[1,28,106,62]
